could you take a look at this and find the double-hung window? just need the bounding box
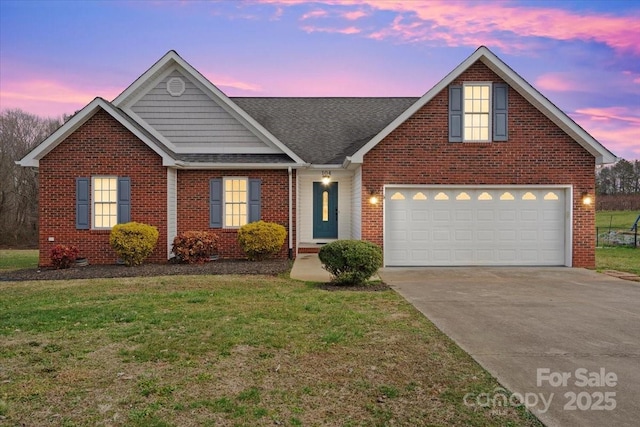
[464,84,491,142]
[210,178,261,229]
[449,81,508,143]
[76,176,130,230]
[93,177,118,228]
[224,177,248,228]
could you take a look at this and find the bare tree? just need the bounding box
[0,109,61,246]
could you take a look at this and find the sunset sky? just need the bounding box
[1,0,638,160]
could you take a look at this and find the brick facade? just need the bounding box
[177,169,295,260]
[360,62,596,267]
[35,59,599,268]
[38,110,168,266]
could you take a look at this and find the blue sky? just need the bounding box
[1,0,638,160]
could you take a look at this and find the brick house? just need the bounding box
[19,46,615,267]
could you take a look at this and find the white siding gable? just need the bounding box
[131,69,279,154]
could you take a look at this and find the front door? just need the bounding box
[313,182,338,239]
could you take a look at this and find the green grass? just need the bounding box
[596,210,640,230]
[595,211,640,274]
[0,249,38,271]
[596,246,640,275]
[0,275,542,426]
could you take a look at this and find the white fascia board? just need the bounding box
[17,98,175,167]
[112,51,181,105]
[114,51,306,164]
[174,162,308,170]
[351,46,616,165]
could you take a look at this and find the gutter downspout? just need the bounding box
[288,167,293,259]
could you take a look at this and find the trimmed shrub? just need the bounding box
[109,222,159,266]
[237,221,287,261]
[172,231,218,264]
[50,244,79,269]
[318,240,382,285]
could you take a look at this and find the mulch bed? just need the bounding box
[0,260,391,291]
[0,259,291,282]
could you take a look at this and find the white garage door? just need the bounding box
[384,187,567,266]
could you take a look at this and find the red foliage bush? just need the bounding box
[49,244,79,269]
[171,231,218,264]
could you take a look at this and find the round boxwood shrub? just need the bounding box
[318,240,382,285]
[109,222,159,266]
[237,221,287,261]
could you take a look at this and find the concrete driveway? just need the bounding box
[379,267,640,427]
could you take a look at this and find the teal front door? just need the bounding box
[313,182,338,239]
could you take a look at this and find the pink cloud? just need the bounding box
[342,10,368,20]
[201,72,263,92]
[572,107,640,160]
[535,73,582,92]
[0,79,120,117]
[300,9,328,20]
[258,0,640,55]
[301,25,361,35]
[575,107,640,125]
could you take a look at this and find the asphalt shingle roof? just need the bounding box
[232,97,419,164]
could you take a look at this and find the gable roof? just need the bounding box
[350,46,617,165]
[113,51,306,164]
[17,97,176,167]
[232,97,418,164]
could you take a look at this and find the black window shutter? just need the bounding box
[493,83,508,141]
[117,177,131,223]
[449,85,463,142]
[248,179,261,223]
[76,177,90,229]
[210,179,222,228]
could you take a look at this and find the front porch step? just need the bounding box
[298,246,320,254]
[298,242,331,254]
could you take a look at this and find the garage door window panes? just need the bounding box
[544,192,559,200]
[478,192,493,200]
[435,192,449,200]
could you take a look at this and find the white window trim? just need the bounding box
[222,177,249,229]
[463,82,492,143]
[91,175,118,230]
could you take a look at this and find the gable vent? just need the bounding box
[167,77,185,97]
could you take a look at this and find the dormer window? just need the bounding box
[449,82,508,143]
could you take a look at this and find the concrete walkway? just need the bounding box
[290,253,331,282]
[380,267,640,427]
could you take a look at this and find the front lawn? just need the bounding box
[0,249,38,271]
[0,275,541,426]
[596,246,640,275]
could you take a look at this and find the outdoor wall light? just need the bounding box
[368,189,381,205]
[321,171,331,185]
[582,192,593,206]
